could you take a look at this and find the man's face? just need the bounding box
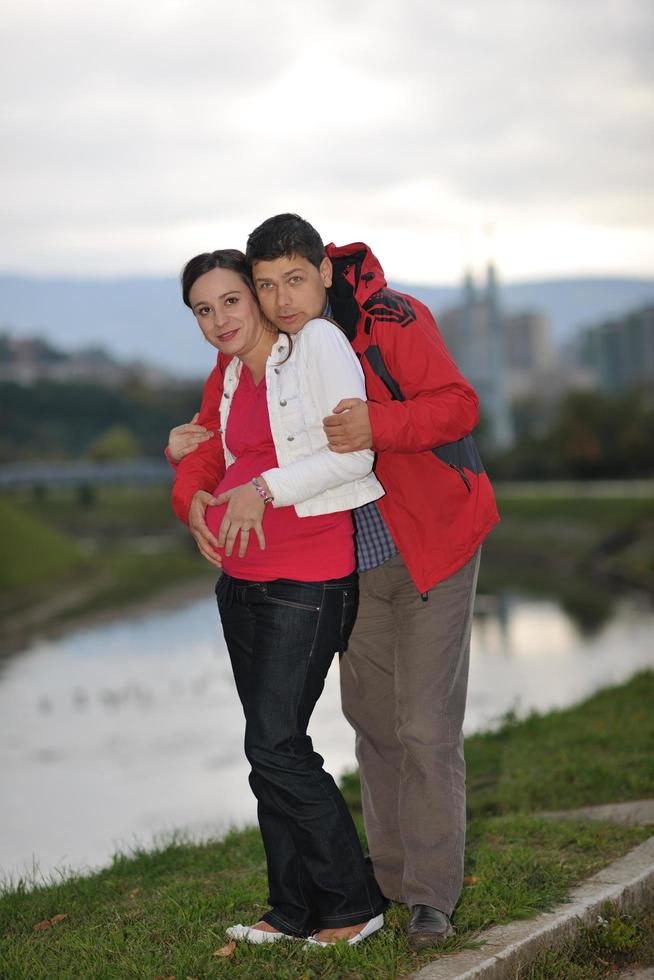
[252,253,332,334]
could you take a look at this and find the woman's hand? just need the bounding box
[214,482,267,558]
[188,490,223,568]
[167,413,213,463]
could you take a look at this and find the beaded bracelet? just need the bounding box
[251,477,274,505]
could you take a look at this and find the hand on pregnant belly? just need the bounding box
[214,481,266,557]
[188,490,223,568]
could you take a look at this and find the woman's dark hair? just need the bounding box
[181,249,255,308]
[245,213,325,270]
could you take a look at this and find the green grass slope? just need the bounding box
[0,495,82,591]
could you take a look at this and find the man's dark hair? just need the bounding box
[245,213,325,270]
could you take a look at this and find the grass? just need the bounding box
[493,494,654,524]
[1,672,653,980]
[20,484,180,538]
[0,821,648,979]
[0,495,83,590]
[523,904,654,978]
[463,669,654,816]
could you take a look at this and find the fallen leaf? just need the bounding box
[129,887,141,899]
[463,875,481,885]
[214,942,236,958]
[33,913,69,931]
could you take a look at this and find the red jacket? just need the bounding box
[171,356,227,525]
[325,241,499,592]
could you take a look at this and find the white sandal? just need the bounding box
[304,912,384,947]
[226,923,295,944]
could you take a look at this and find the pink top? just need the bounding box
[206,366,355,581]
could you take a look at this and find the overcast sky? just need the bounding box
[1,0,652,284]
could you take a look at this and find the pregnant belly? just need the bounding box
[204,472,354,582]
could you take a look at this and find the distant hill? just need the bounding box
[0,277,207,378]
[1,274,652,377]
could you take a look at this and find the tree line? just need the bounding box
[0,378,202,463]
[485,385,654,480]
[2,378,653,480]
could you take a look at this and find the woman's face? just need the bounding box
[189,267,267,359]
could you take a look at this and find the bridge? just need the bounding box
[0,458,172,489]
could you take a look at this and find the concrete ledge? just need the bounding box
[541,799,654,827]
[412,835,654,980]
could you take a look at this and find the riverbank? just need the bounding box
[1,671,652,980]
[482,488,654,631]
[0,488,215,655]
[1,482,653,653]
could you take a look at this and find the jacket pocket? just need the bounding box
[447,462,471,492]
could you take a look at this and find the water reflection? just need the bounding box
[0,591,652,885]
[468,593,654,725]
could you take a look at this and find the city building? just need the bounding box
[438,264,516,449]
[581,306,654,392]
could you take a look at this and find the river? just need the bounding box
[1,590,652,885]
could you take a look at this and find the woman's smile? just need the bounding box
[217,327,240,343]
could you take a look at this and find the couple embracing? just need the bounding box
[167,213,498,949]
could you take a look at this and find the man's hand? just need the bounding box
[188,490,222,568]
[214,482,267,558]
[323,398,373,453]
[167,413,213,463]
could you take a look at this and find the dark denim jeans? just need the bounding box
[216,571,385,937]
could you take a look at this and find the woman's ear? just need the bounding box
[320,256,333,288]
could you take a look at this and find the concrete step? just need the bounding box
[412,801,654,980]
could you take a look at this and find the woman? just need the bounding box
[170,249,386,946]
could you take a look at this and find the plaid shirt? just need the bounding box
[354,501,399,572]
[323,299,398,572]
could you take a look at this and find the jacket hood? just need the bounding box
[325,242,387,339]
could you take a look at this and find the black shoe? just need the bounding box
[407,904,455,949]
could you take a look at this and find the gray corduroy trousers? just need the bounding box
[340,549,481,916]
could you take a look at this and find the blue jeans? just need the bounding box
[216,572,385,937]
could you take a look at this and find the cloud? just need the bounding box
[0,0,652,280]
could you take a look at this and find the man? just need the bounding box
[171,214,499,948]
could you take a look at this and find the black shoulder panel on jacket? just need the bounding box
[362,288,417,328]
